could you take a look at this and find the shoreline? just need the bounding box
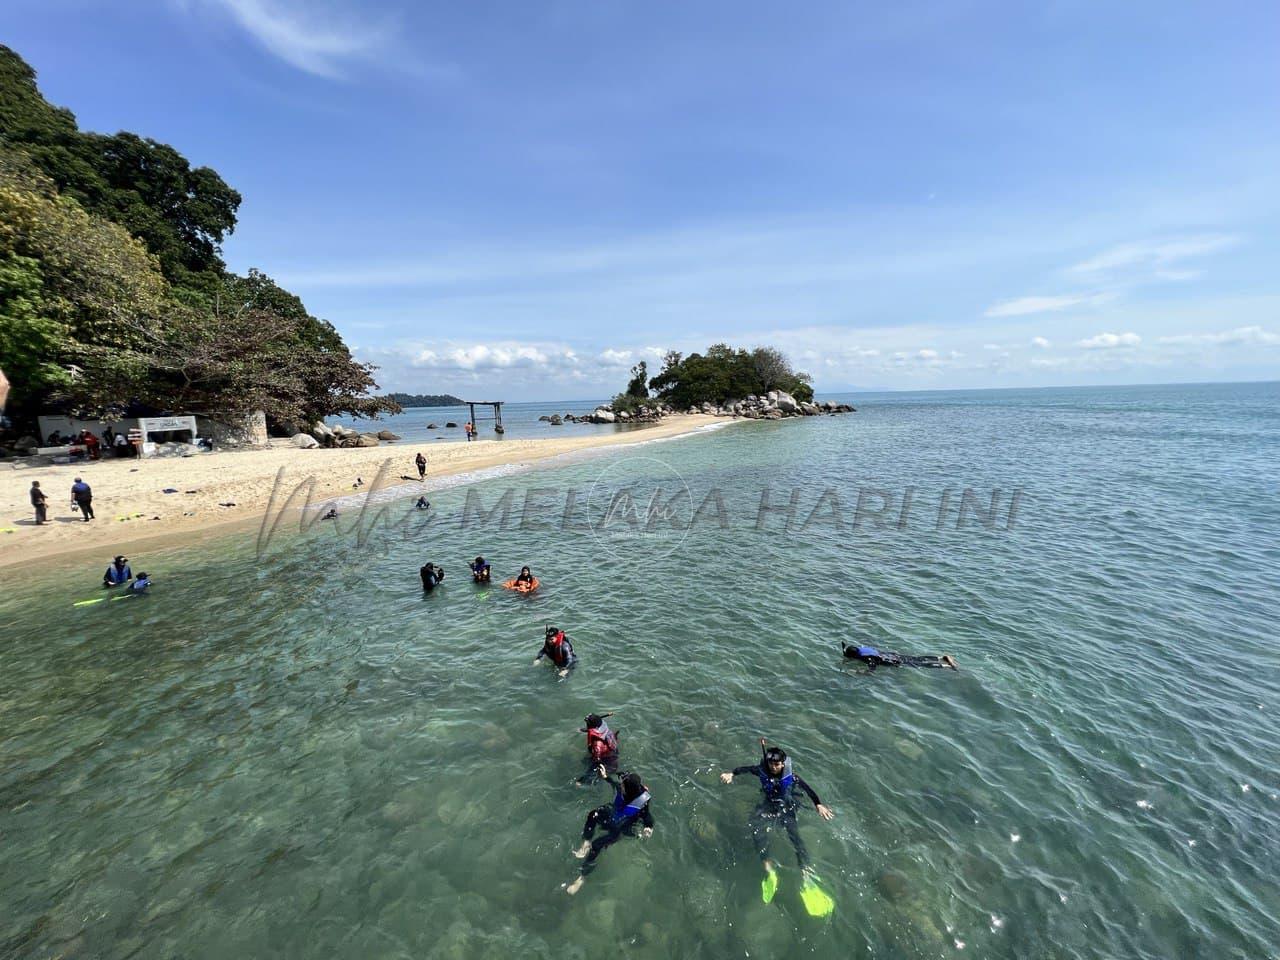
[0,415,726,571]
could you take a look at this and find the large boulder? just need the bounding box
[800,402,820,416]
[617,410,631,421]
[356,433,380,447]
[427,423,438,429]
[445,422,458,428]
[376,429,401,441]
[592,408,616,424]
[538,415,551,422]
[293,432,320,449]
[775,391,799,414]
[764,409,784,420]
[549,414,563,425]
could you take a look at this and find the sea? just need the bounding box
[1,381,1277,959]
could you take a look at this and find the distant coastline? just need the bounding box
[383,393,465,407]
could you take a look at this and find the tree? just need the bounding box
[625,360,649,398]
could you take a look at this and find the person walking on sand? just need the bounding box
[70,477,94,521]
[30,480,48,525]
[415,451,427,480]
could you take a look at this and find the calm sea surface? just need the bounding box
[2,382,1278,959]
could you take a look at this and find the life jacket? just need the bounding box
[105,564,132,584]
[758,757,795,804]
[129,577,151,593]
[611,787,650,825]
[856,646,879,659]
[543,631,571,667]
[587,721,619,760]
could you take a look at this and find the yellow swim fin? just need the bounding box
[800,876,835,918]
[761,867,779,904]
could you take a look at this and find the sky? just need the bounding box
[6,0,1280,399]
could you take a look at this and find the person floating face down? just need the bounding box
[565,767,654,895]
[577,713,619,783]
[720,741,834,893]
[420,563,445,590]
[842,643,957,671]
[470,556,491,583]
[104,555,132,587]
[534,625,576,677]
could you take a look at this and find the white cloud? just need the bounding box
[1031,336,1051,349]
[985,293,1108,318]
[194,0,394,78]
[1077,332,1141,349]
[1069,235,1239,277]
[1157,326,1280,347]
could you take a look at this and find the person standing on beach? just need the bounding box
[71,477,94,521]
[114,432,129,458]
[415,451,427,480]
[30,480,48,525]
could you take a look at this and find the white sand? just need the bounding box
[0,416,722,569]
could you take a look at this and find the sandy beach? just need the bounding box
[0,415,721,569]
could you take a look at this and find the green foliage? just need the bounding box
[625,361,649,398]
[386,392,465,407]
[645,343,813,408]
[0,45,396,430]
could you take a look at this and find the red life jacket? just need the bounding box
[586,721,619,761]
[544,631,571,667]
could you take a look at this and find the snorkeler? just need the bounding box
[720,739,834,909]
[103,554,132,587]
[565,765,653,895]
[420,563,445,590]
[534,625,576,676]
[842,643,957,671]
[127,572,152,594]
[415,496,430,510]
[470,556,492,583]
[576,713,619,783]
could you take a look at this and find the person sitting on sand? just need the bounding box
[565,766,653,895]
[534,625,576,676]
[470,556,491,582]
[103,555,132,587]
[842,643,957,671]
[420,562,445,590]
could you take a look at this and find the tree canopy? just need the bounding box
[0,45,396,431]
[635,344,813,409]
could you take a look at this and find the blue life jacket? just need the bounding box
[105,564,132,584]
[856,646,879,659]
[129,577,151,593]
[758,757,796,804]
[611,788,651,825]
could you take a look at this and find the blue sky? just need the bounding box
[7,0,1280,399]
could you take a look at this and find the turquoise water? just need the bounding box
[2,382,1278,959]
[328,400,624,443]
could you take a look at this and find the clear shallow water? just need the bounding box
[328,399,624,443]
[2,382,1279,959]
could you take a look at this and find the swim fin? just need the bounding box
[761,867,779,904]
[73,597,107,607]
[800,875,835,918]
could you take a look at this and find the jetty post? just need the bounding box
[465,400,505,435]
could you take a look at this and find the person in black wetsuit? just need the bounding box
[470,556,491,583]
[534,625,576,676]
[420,563,445,590]
[720,741,833,888]
[565,766,654,894]
[842,643,957,671]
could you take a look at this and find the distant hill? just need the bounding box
[385,392,465,407]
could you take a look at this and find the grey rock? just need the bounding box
[356,434,380,447]
[376,430,400,441]
[292,432,320,449]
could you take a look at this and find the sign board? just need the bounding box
[138,416,197,433]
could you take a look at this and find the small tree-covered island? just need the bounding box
[0,45,398,439]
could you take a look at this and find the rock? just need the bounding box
[549,414,562,425]
[356,434,380,447]
[617,410,631,421]
[764,409,783,420]
[800,402,820,416]
[895,738,924,760]
[687,407,698,415]
[538,415,551,422]
[767,390,779,402]
[427,423,437,429]
[15,435,38,453]
[822,400,836,411]
[877,870,910,902]
[376,430,400,441]
[445,422,458,428]
[592,408,616,423]
[775,391,799,413]
[292,433,319,449]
